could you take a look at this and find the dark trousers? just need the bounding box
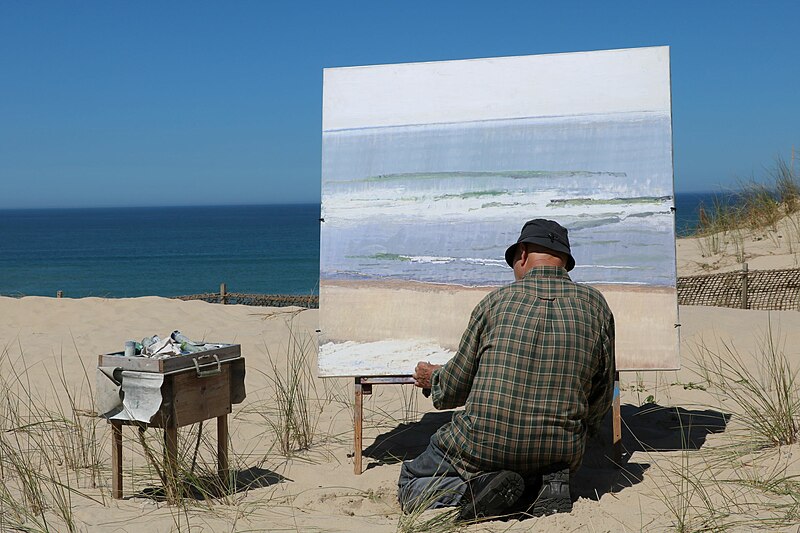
[397,441,468,512]
[398,441,572,514]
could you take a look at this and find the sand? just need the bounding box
[677,210,800,275]
[3,219,800,531]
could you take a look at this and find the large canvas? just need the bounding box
[319,47,678,376]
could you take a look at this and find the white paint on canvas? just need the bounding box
[323,47,670,131]
[318,340,454,377]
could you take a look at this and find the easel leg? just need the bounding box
[350,376,409,476]
[217,414,229,490]
[354,380,363,475]
[111,421,123,499]
[612,371,622,465]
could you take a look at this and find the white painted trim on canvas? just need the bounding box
[323,46,671,131]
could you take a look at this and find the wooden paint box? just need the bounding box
[98,344,246,428]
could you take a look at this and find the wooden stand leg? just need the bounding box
[111,421,123,499]
[217,415,229,490]
[164,425,179,498]
[354,380,363,475]
[612,371,622,465]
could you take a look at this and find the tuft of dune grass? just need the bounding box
[693,156,800,249]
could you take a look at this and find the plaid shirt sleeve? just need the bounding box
[430,298,489,410]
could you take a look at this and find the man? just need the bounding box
[397,219,615,520]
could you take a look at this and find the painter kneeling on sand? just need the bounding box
[398,219,615,519]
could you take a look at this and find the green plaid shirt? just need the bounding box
[430,266,615,477]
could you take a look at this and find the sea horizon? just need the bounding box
[0,200,319,212]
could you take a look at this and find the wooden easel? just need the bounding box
[353,375,415,474]
[352,371,624,474]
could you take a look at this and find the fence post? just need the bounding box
[740,263,748,309]
[220,283,227,305]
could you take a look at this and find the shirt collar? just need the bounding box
[522,265,571,281]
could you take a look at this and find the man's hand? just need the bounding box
[413,361,441,389]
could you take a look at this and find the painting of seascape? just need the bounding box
[320,48,678,375]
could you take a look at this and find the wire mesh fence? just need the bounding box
[174,292,319,308]
[677,265,800,310]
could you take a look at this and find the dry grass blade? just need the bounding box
[262,326,322,456]
[774,156,800,214]
[134,422,240,506]
[397,488,461,533]
[692,320,800,447]
[0,343,103,532]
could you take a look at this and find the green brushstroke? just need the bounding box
[477,201,522,209]
[370,253,410,261]
[434,190,506,200]
[344,253,411,261]
[547,195,672,207]
[627,210,672,218]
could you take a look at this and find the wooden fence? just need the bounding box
[677,264,800,311]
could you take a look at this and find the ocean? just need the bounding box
[0,194,717,299]
[674,191,735,237]
[0,204,320,298]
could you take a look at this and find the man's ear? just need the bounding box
[518,244,529,265]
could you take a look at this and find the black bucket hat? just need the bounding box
[504,219,575,271]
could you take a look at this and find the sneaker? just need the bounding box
[530,465,572,517]
[458,470,525,520]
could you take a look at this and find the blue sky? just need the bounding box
[1,2,798,209]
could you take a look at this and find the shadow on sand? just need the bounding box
[574,403,730,500]
[136,466,288,501]
[362,411,453,470]
[363,403,729,503]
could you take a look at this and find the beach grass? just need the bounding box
[0,343,103,532]
[397,507,461,533]
[693,155,800,259]
[397,482,461,533]
[692,321,799,447]
[260,326,323,457]
[624,321,800,531]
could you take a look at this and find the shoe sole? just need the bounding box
[459,471,525,521]
[530,467,572,516]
